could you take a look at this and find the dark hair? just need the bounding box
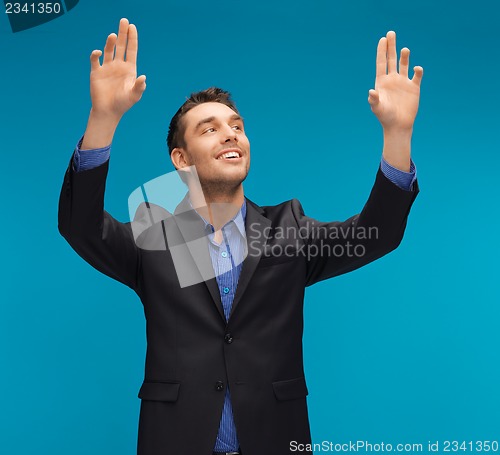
[167,87,239,154]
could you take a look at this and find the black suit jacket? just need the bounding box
[58,158,419,455]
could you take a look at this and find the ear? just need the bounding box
[170,147,189,170]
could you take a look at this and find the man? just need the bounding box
[58,18,423,455]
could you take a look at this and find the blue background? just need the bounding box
[1,0,499,453]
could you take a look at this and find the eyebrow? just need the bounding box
[193,114,244,132]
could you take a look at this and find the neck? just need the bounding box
[188,183,244,231]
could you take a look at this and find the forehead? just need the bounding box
[183,102,239,130]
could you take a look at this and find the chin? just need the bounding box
[219,164,248,180]
[201,170,248,192]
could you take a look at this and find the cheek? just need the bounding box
[242,135,251,149]
[186,145,210,164]
[190,150,215,173]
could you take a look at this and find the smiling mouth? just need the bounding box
[216,150,242,160]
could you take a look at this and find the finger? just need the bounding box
[90,50,102,70]
[126,23,138,64]
[387,30,397,73]
[376,37,387,77]
[399,47,410,78]
[131,75,147,102]
[367,89,379,107]
[412,66,424,86]
[115,18,130,61]
[103,33,117,64]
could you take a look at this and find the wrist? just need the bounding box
[382,128,413,172]
[81,109,120,150]
[383,126,413,139]
[88,107,122,128]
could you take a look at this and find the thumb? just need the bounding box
[368,89,379,107]
[131,75,147,101]
[90,50,102,71]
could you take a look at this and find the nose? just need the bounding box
[223,124,238,143]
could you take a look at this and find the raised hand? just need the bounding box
[81,18,146,150]
[366,31,424,172]
[368,31,423,132]
[89,18,146,120]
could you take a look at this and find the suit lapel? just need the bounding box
[169,195,271,324]
[171,195,226,322]
[228,198,271,321]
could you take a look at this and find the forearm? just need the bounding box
[80,109,120,150]
[58,159,140,289]
[382,128,412,172]
[301,165,419,286]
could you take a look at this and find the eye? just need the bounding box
[203,127,216,134]
[232,125,242,131]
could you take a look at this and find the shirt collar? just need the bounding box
[187,197,247,238]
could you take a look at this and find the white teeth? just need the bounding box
[217,151,240,159]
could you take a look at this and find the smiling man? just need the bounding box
[58,18,423,455]
[168,97,251,242]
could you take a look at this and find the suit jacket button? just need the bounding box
[224,333,233,344]
[215,381,224,391]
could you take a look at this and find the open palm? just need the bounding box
[89,18,146,120]
[368,31,423,132]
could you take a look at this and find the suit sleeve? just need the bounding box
[292,167,419,287]
[58,156,141,291]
